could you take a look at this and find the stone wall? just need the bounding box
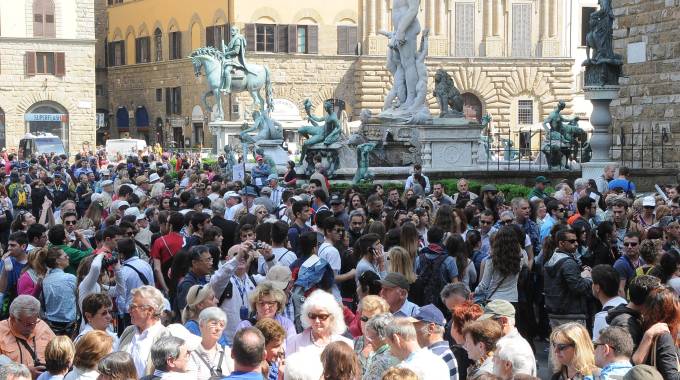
[610,0,680,168]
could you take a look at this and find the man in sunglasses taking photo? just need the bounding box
[543,226,593,328]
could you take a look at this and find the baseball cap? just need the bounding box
[535,175,551,184]
[481,184,497,193]
[260,186,272,195]
[135,175,149,185]
[224,191,241,199]
[406,304,446,326]
[267,173,278,181]
[149,173,161,183]
[379,272,410,291]
[266,266,292,290]
[256,155,263,161]
[101,179,113,187]
[642,196,655,207]
[115,200,130,209]
[478,299,516,320]
[623,365,663,380]
[243,186,258,197]
[100,169,110,176]
[329,194,343,205]
[124,206,145,220]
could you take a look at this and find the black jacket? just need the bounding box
[543,250,592,316]
[646,332,680,380]
[605,304,643,347]
[211,215,238,257]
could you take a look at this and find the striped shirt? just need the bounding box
[429,341,459,380]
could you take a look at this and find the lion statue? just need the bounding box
[433,69,464,118]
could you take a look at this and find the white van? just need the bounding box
[18,133,67,159]
[105,139,147,160]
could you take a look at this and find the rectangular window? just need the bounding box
[169,31,182,60]
[36,52,55,74]
[517,100,533,124]
[581,7,597,46]
[206,24,229,48]
[336,25,358,55]
[135,37,150,64]
[297,26,307,53]
[156,88,162,102]
[255,24,276,52]
[168,87,181,114]
[96,85,104,96]
[512,3,532,57]
[454,2,476,57]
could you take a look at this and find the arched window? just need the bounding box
[33,0,55,38]
[154,28,163,62]
[462,93,483,122]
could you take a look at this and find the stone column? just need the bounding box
[539,0,559,56]
[368,0,376,35]
[483,0,503,56]
[581,86,620,182]
[366,0,387,55]
[436,0,445,36]
[429,0,448,56]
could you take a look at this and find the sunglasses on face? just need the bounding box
[64,220,77,225]
[623,242,638,247]
[552,342,575,352]
[308,313,330,321]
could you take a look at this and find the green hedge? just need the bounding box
[329,179,554,201]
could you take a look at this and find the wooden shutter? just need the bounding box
[33,14,43,37]
[121,41,126,65]
[55,52,65,76]
[44,12,55,37]
[455,3,475,56]
[223,24,230,46]
[25,52,37,76]
[107,42,114,66]
[144,37,150,62]
[307,25,318,54]
[165,88,171,114]
[135,38,141,63]
[175,87,182,114]
[206,26,215,48]
[287,25,297,53]
[244,24,256,52]
[277,25,288,53]
[337,26,348,55]
[347,25,358,55]
[512,3,532,57]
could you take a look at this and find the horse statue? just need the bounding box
[190,46,274,121]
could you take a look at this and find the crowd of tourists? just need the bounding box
[0,149,677,380]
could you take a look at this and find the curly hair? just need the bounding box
[491,225,522,276]
[451,300,484,337]
[433,205,454,232]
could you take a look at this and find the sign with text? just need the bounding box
[25,113,68,122]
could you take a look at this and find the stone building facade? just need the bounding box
[610,0,680,167]
[103,0,575,153]
[0,0,96,154]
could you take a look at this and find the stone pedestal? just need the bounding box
[209,121,244,151]
[255,140,288,166]
[483,37,504,57]
[581,86,619,180]
[301,142,353,178]
[538,38,560,57]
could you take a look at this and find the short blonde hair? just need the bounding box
[45,336,75,373]
[381,367,419,380]
[248,282,287,313]
[74,331,114,370]
[550,322,596,376]
[131,285,165,316]
[359,295,389,315]
[300,290,346,335]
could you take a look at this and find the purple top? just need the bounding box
[235,314,297,346]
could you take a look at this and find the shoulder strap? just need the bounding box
[488,274,509,300]
[217,281,233,307]
[16,337,38,365]
[124,263,150,285]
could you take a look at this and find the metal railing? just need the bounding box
[614,126,675,169]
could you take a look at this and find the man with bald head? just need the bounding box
[223,327,266,379]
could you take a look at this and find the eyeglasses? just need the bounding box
[257,301,278,308]
[623,242,638,247]
[552,342,575,352]
[129,303,152,312]
[480,220,493,225]
[64,220,77,225]
[14,317,39,327]
[592,341,606,349]
[126,231,136,236]
[360,316,370,322]
[563,239,578,243]
[308,313,331,321]
[500,220,513,225]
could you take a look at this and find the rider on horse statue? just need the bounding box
[221,26,253,94]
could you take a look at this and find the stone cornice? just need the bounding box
[0,37,96,45]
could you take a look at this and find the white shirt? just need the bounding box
[126,321,166,378]
[593,296,628,339]
[64,367,98,380]
[257,247,297,275]
[189,344,234,380]
[318,241,341,299]
[75,323,119,351]
[399,348,450,380]
[221,274,257,342]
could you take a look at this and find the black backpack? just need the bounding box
[412,253,448,306]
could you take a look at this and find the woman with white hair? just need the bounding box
[118,285,170,378]
[189,307,234,380]
[286,289,353,356]
[182,284,230,346]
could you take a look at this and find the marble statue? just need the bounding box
[190,40,273,120]
[582,0,622,85]
[298,99,342,165]
[379,0,431,123]
[433,69,464,118]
